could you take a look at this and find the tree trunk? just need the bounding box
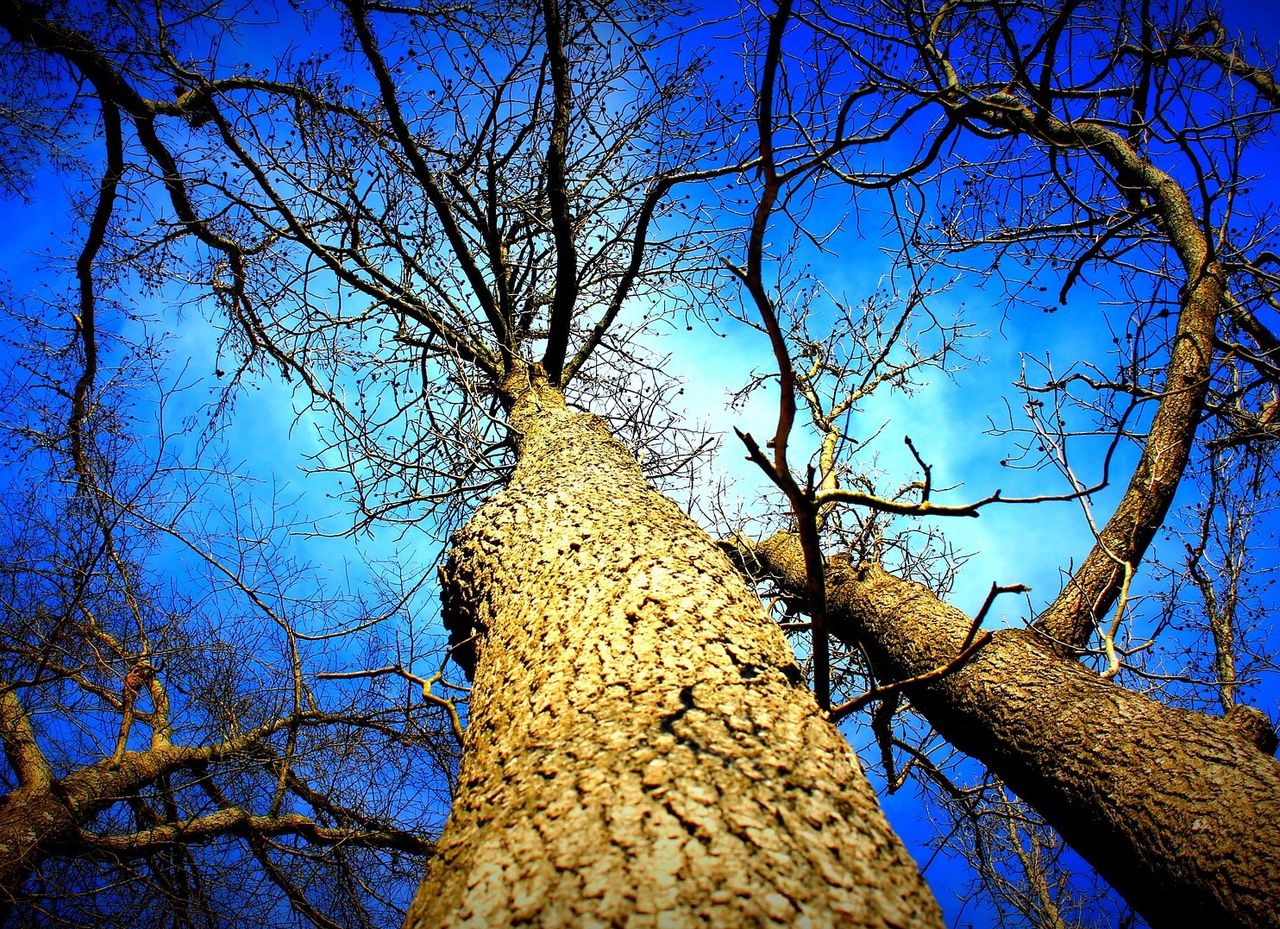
[406,373,942,929]
[0,785,75,896]
[749,533,1280,929]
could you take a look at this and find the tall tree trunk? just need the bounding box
[748,533,1280,929]
[406,373,942,929]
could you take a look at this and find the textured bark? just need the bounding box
[0,742,200,893]
[750,533,1280,929]
[407,376,942,929]
[0,708,404,897]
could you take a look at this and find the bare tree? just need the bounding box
[0,0,943,925]
[0,299,451,926]
[728,1,1280,926]
[3,0,1280,927]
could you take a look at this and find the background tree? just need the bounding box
[0,302,450,926]
[727,1,1280,926]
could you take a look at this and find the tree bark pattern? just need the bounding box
[0,743,198,892]
[751,533,1280,929]
[408,382,942,928]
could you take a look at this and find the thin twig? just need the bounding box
[830,631,993,722]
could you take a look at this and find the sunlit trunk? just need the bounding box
[406,373,942,928]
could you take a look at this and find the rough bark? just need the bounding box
[750,533,1280,929]
[407,374,942,929]
[0,707,418,899]
[0,741,203,893]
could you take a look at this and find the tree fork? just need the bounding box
[410,370,942,928]
[0,743,202,893]
[747,532,1280,929]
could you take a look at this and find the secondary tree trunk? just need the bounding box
[406,373,942,929]
[748,533,1280,929]
[0,740,203,893]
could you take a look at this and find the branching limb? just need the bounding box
[538,0,579,384]
[944,95,1225,651]
[829,631,993,723]
[0,687,52,791]
[68,96,123,494]
[77,808,433,859]
[732,0,834,710]
[1162,18,1280,107]
[340,0,511,360]
[316,665,465,746]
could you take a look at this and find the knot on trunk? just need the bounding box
[439,553,479,681]
[1225,704,1279,755]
